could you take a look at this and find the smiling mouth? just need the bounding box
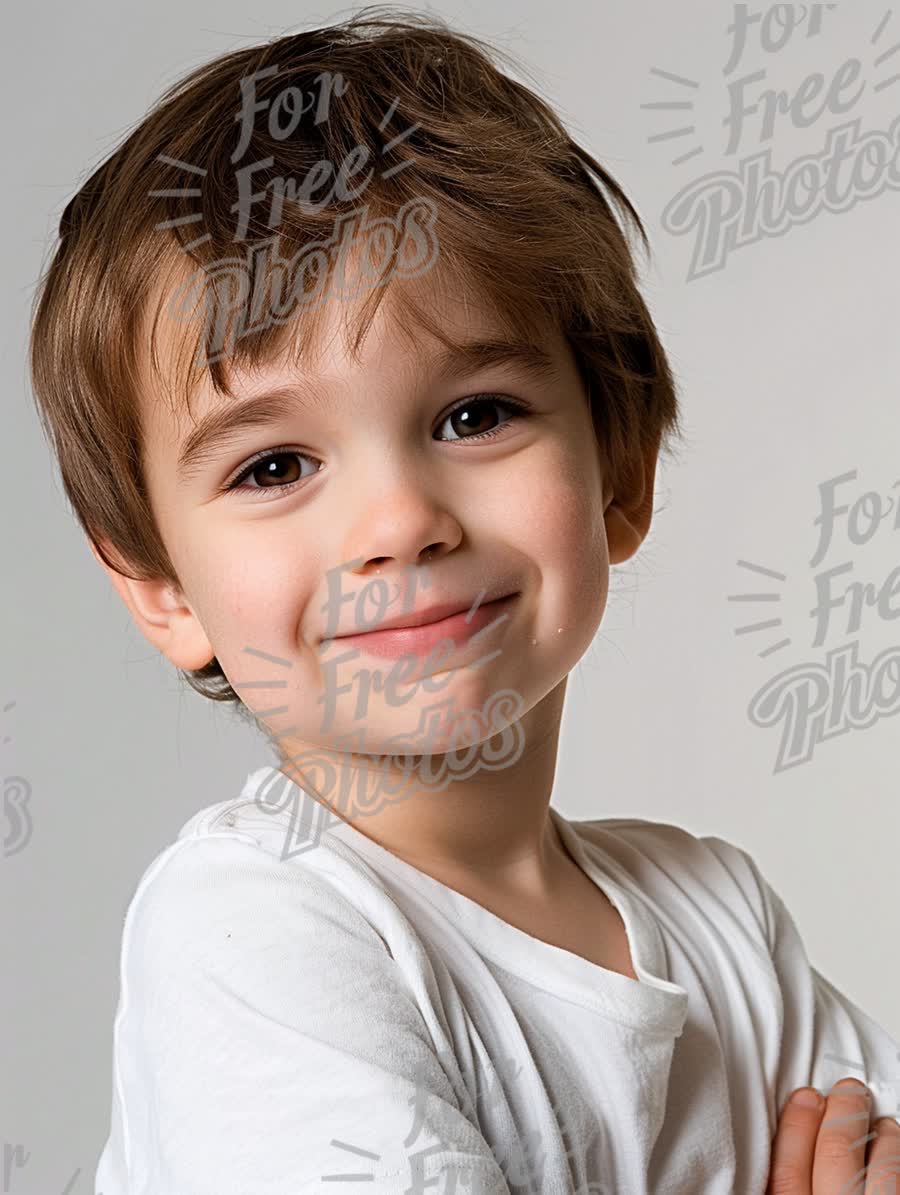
[326,593,519,659]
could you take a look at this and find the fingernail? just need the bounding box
[835,1079,870,1098]
[793,1088,824,1109]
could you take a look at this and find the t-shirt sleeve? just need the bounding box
[701,834,900,1128]
[115,836,511,1195]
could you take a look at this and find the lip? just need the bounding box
[335,593,517,636]
[326,593,519,659]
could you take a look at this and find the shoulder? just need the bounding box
[118,830,392,990]
[570,816,773,951]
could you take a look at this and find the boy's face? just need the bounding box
[105,258,654,771]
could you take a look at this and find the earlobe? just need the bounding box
[88,538,215,670]
[603,439,659,565]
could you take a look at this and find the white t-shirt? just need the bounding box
[95,765,900,1194]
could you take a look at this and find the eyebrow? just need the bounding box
[176,337,561,484]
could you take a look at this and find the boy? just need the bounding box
[28,8,899,1193]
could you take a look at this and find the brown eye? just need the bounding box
[227,450,319,495]
[435,396,529,442]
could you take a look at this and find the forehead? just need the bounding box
[137,243,566,456]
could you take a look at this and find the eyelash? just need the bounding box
[222,394,533,498]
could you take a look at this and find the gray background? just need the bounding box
[3,0,899,1189]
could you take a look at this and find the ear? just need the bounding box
[88,538,215,670]
[602,437,660,565]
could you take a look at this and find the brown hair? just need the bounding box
[28,5,686,714]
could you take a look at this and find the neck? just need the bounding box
[276,679,572,901]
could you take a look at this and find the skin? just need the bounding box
[769,1078,900,1193]
[90,251,891,1180]
[92,252,657,913]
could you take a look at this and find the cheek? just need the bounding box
[180,523,316,652]
[541,493,610,625]
[505,440,608,569]
[509,444,611,639]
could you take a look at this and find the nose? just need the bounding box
[339,474,463,579]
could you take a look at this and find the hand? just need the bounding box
[766,1076,900,1194]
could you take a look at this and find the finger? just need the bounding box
[766,1087,825,1195]
[861,1117,900,1195]
[812,1077,873,1195]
